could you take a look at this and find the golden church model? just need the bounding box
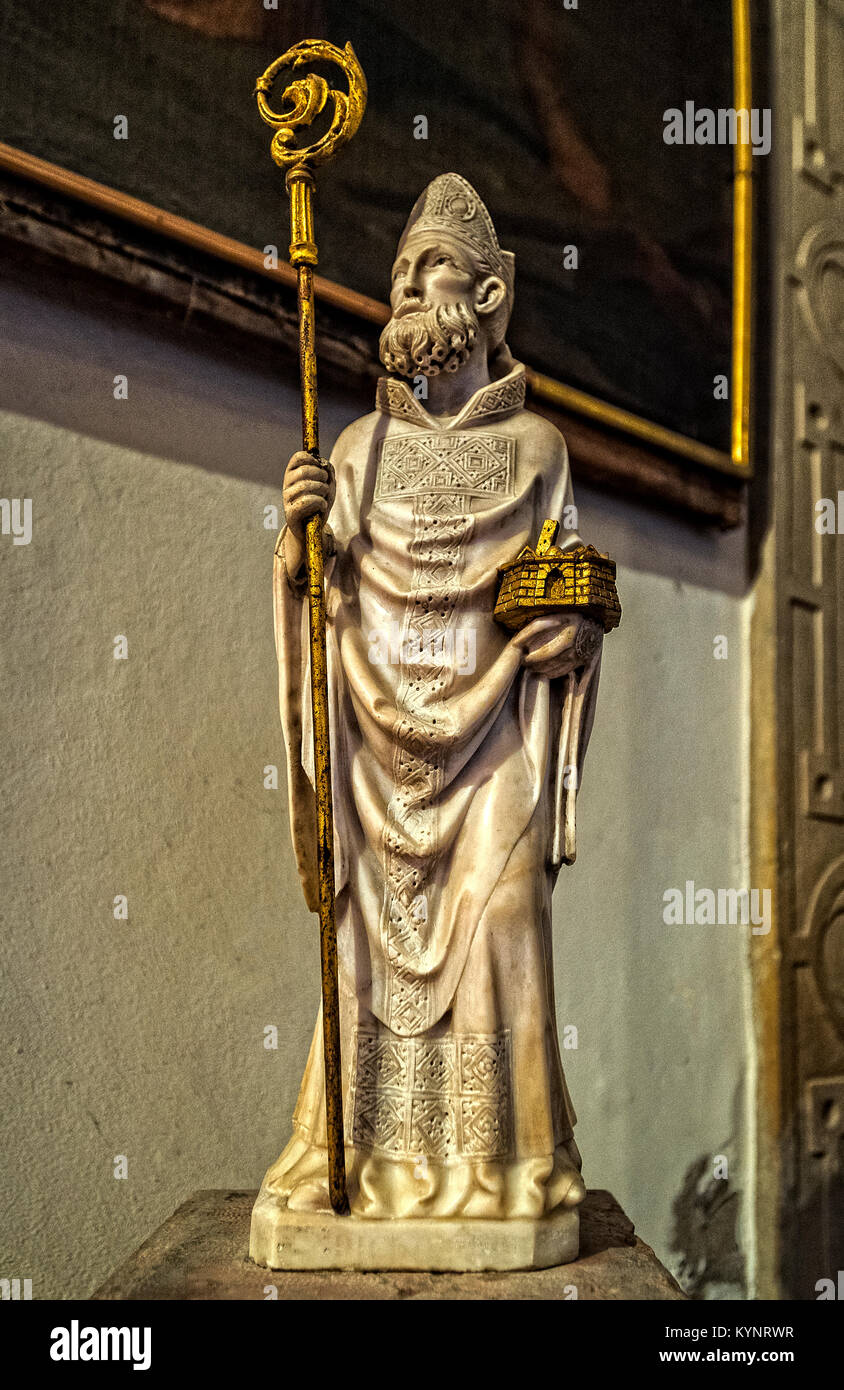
[495,519,622,633]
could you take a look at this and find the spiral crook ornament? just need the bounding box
[254,39,367,170]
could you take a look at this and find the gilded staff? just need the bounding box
[255,40,367,1216]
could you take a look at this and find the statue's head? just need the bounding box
[380,173,515,379]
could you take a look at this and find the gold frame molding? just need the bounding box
[731,0,753,472]
[0,3,753,478]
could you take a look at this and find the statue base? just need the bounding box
[249,1186,579,1271]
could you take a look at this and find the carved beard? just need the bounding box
[379,299,480,377]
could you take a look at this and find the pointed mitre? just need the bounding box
[397,172,515,299]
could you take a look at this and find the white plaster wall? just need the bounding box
[0,277,750,1297]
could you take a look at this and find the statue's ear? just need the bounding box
[474,274,507,318]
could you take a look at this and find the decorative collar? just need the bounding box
[376,361,526,430]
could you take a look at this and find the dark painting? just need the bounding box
[0,0,735,450]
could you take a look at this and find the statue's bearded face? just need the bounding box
[380,233,481,378]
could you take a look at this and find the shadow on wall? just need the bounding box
[669,1147,746,1299]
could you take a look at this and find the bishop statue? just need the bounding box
[256,173,615,1247]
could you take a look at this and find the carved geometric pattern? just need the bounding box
[410,1097,457,1157]
[461,1098,508,1154]
[470,377,525,420]
[461,1037,510,1093]
[377,378,430,424]
[376,372,525,429]
[354,1030,411,1091]
[352,1091,406,1155]
[349,1028,513,1159]
[376,433,514,500]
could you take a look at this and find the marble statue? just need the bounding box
[252,173,617,1269]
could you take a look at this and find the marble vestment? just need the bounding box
[265,358,602,1217]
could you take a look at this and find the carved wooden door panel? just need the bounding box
[769,0,844,1300]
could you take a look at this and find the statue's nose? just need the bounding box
[403,255,425,296]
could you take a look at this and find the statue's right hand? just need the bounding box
[282,450,336,539]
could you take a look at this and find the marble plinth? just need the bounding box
[249,1186,578,1271]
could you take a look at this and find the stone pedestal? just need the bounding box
[92,1189,686,1300]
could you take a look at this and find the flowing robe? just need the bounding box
[264,361,602,1218]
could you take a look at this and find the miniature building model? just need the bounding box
[495,519,622,633]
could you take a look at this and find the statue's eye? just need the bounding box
[434,256,449,266]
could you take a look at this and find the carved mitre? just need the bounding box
[397,172,515,303]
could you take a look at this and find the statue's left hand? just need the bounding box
[512,614,602,678]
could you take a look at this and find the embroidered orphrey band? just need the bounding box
[376,432,515,1034]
